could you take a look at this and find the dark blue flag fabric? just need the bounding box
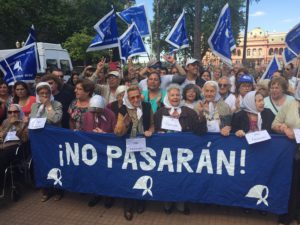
[24,24,36,46]
[0,43,38,85]
[30,126,296,214]
[283,47,297,64]
[118,23,147,62]
[165,11,189,50]
[117,4,151,37]
[285,22,300,56]
[87,9,119,52]
[261,55,281,79]
[208,3,236,66]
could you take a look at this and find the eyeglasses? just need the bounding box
[218,83,228,88]
[285,68,290,71]
[8,110,19,114]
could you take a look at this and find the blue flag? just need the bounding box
[261,54,281,79]
[118,23,147,62]
[0,43,38,85]
[285,22,300,56]
[117,4,151,37]
[165,11,189,50]
[283,47,297,64]
[208,3,236,65]
[87,9,119,52]
[24,24,36,46]
[30,126,295,214]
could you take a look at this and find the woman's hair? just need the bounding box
[166,83,181,94]
[147,72,161,84]
[182,84,201,101]
[200,70,211,80]
[269,76,288,94]
[13,81,30,103]
[126,84,141,95]
[75,79,95,97]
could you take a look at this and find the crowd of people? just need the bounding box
[0,55,300,224]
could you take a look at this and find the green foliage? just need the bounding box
[152,0,246,59]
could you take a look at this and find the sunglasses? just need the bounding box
[8,110,19,114]
[218,83,228,88]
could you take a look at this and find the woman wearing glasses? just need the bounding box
[218,77,237,112]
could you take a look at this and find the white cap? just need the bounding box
[107,71,120,77]
[89,95,106,109]
[185,58,199,67]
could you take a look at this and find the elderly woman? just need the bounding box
[272,82,300,225]
[154,84,207,215]
[30,82,63,202]
[218,77,236,112]
[0,104,28,196]
[196,81,232,136]
[82,95,116,208]
[264,77,294,116]
[182,84,201,110]
[107,85,127,117]
[232,91,274,137]
[68,79,94,130]
[235,74,255,111]
[114,85,154,220]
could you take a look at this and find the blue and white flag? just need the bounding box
[117,4,151,37]
[283,47,297,64]
[285,22,300,56]
[87,9,119,52]
[165,11,189,50]
[24,24,36,46]
[208,3,236,66]
[0,43,38,85]
[261,54,281,80]
[118,23,147,62]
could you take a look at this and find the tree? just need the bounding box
[152,0,245,61]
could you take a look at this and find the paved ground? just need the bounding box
[0,185,292,225]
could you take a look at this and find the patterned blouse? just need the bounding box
[68,100,89,130]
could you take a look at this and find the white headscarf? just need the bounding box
[164,84,183,115]
[241,91,262,130]
[123,88,143,120]
[35,82,54,117]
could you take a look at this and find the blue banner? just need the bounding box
[24,24,36,46]
[208,3,236,66]
[165,11,189,50]
[118,23,147,62]
[261,54,281,79]
[0,43,38,85]
[117,4,151,37]
[285,22,300,56]
[283,47,297,64]
[87,9,119,52]
[30,126,295,214]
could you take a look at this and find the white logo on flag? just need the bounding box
[245,185,269,206]
[13,61,22,72]
[47,168,62,186]
[133,175,153,197]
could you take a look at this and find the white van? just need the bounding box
[37,42,73,77]
[0,42,73,79]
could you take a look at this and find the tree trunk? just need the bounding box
[193,0,201,61]
[242,0,250,65]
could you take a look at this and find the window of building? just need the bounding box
[237,49,241,56]
[274,48,278,54]
[269,48,273,56]
[279,48,283,55]
[247,49,251,56]
[258,48,262,56]
[252,48,256,56]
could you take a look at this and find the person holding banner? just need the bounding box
[107,85,127,118]
[114,85,154,220]
[231,91,274,137]
[29,82,63,202]
[272,81,300,225]
[195,81,232,136]
[13,81,36,121]
[68,79,94,130]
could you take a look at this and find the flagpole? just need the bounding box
[0,55,16,83]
